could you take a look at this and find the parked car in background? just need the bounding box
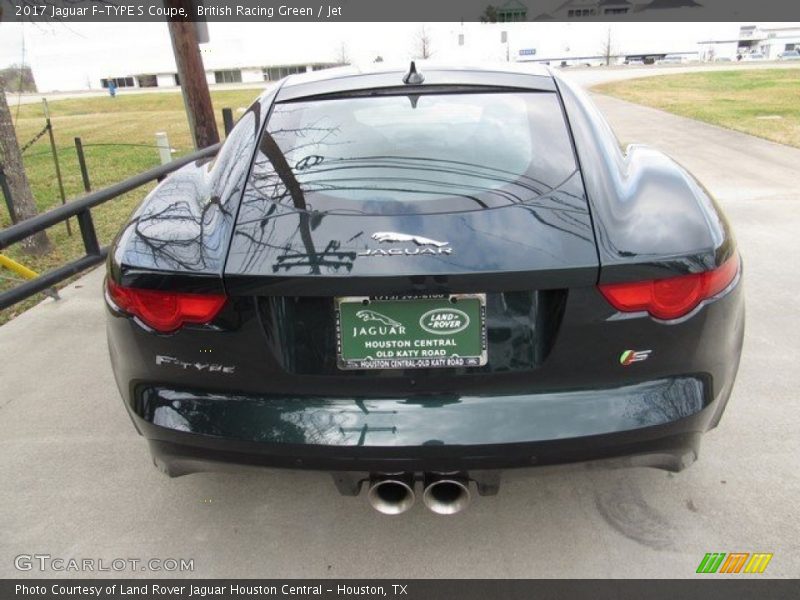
[577,59,606,67]
[777,50,800,60]
[656,54,684,65]
[743,53,766,61]
[625,59,645,66]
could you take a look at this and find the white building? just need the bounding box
[99,63,334,93]
[440,21,725,66]
[698,24,800,61]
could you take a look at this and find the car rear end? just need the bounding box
[106,66,744,513]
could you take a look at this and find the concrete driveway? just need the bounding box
[1,74,799,579]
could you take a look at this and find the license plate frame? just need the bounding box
[335,294,487,370]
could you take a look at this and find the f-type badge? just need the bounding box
[358,231,453,257]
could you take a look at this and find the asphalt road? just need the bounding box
[1,71,799,579]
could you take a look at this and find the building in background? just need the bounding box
[543,0,702,19]
[98,63,338,92]
[444,21,715,65]
[495,0,528,22]
[699,24,800,61]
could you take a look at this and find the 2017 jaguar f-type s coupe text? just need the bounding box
[106,63,744,514]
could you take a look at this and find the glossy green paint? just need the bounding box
[138,377,708,447]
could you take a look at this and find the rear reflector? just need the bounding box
[598,254,739,320]
[106,279,226,333]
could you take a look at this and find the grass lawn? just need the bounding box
[1,88,262,323]
[594,68,800,148]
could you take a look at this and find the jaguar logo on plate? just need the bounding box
[355,309,403,328]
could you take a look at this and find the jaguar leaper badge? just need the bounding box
[358,232,453,257]
[355,309,404,328]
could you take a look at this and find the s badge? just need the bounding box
[620,349,652,366]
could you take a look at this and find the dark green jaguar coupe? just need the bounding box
[105,63,744,514]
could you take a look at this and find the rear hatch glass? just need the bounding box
[248,91,580,215]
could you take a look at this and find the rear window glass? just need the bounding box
[248,92,579,214]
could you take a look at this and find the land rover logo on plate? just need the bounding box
[357,232,453,257]
[419,308,470,335]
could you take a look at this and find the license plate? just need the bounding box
[335,294,487,370]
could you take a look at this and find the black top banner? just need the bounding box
[2,0,800,23]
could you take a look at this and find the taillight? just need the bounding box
[598,254,739,320]
[106,279,226,333]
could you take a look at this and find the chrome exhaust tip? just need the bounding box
[366,475,416,515]
[422,475,471,515]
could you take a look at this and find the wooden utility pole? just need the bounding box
[602,28,614,66]
[165,0,219,149]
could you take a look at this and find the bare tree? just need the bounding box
[414,26,434,60]
[481,5,498,23]
[0,64,37,94]
[335,42,350,66]
[0,76,51,255]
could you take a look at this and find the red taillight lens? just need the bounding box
[106,279,226,333]
[598,254,739,320]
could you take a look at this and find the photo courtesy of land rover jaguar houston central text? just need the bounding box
[105,63,744,515]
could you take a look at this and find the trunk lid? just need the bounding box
[223,183,598,295]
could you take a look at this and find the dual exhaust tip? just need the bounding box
[367,473,471,515]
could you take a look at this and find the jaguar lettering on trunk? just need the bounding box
[358,232,453,257]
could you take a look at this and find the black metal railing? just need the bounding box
[0,142,221,310]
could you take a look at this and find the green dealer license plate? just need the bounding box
[336,294,487,370]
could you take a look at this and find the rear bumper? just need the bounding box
[129,375,726,476]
